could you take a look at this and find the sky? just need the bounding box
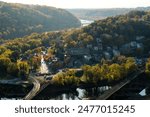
[1,0,150,9]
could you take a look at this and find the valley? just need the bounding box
[0,2,150,100]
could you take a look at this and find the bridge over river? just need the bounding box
[97,68,150,100]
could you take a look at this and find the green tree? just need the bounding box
[146,59,150,77]
[17,61,30,80]
[125,57,137,74]
[0,57,11,76]
[7,62,19,77]
[108,64,125,81]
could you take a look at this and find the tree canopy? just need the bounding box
[0,1,81,39]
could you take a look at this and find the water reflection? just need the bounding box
[139,89,146,96]
[139,87,150,96]
[34,86,111,100]
[80,19,94,27]
[0,97,22,100]
[1,85,150,100]
[76,86,111,99]
[0,86,111,100]
[51,93,79,100]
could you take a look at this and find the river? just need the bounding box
[80,19,94,27]
[0,84,111,100]
[33,86,112,100]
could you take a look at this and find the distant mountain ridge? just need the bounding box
[0,1,81,39]
[67,7,150,20]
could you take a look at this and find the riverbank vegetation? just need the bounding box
[0,48,30,80]
[52,57,138,86]
[146,58,150,77]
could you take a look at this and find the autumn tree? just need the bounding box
[17,61,30,80]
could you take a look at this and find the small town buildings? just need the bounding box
[104,52,111,60]
[65,48,90,56]
[120,41,144,55]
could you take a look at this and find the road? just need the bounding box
[23,77,40,100]
[23,55,51,100]
[40,55,49,74]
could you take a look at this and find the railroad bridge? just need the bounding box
[106,73,150,100]
[98,68,150,100]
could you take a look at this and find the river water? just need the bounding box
[80,19,94,27]
[32,86,112,100]
[1,85,149,100]
[0,85,111,100]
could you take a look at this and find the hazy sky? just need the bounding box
[1,0,150,8]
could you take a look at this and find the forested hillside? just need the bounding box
[68,7,150,20]
[0,11,150,79]
[0,1,81,39]
[83,10,150,54]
